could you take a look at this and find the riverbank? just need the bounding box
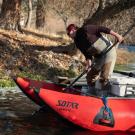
[0,29,135,87]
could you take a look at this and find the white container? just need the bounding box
[110,77,135,96]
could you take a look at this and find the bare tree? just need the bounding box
[84,0,135,25]
[73,0,98,25]
[25,0,33,28]
[46,0,71,28]
[46,0,87,27]
[0,0,22,31]
[36,0,46,29]
[46,0,98,28]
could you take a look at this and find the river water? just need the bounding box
[118,45,135,70]
[120,45,135,52]
[0,46,135,135]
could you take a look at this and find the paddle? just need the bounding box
[64,64,93,90]
[113,70,135,77]
[65,22,135,90]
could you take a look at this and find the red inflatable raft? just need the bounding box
[14,77,135,132]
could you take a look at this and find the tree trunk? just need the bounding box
[0,0,22,31]
[36,0,46,29]
[84,0,135,25]
[25,0,33,29]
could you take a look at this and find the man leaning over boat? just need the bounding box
[66,24,124,95]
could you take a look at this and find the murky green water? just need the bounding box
[0,87,135,135]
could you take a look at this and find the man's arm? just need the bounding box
[97,26,124,43]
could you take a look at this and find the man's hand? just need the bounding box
[117,35,124,43]
[110,30,124,43]
[85,59,92,72]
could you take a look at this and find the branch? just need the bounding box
[84,0,135,25]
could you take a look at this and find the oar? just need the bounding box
[64,71,86,90]
[64,63,95,90]
[113,70,135,77]
[65,22,135,90]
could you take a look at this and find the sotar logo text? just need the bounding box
[56,100,79,109]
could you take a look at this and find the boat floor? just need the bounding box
[56,83,135,98]
[55,73,135,98]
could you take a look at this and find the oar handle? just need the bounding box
[122,23,135,37]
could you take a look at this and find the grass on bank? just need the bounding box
[114,64,135,71]
[0,67,77,87]
[0,63,134,88]
[0,48,135,88]
[0,71,45,88]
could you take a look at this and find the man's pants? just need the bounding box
[86,37,117,89]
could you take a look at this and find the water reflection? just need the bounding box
[0,87,135,135]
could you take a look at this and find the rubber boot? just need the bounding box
[81,85,89,96]
[88,86,96,95]
[101,82,111,96]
